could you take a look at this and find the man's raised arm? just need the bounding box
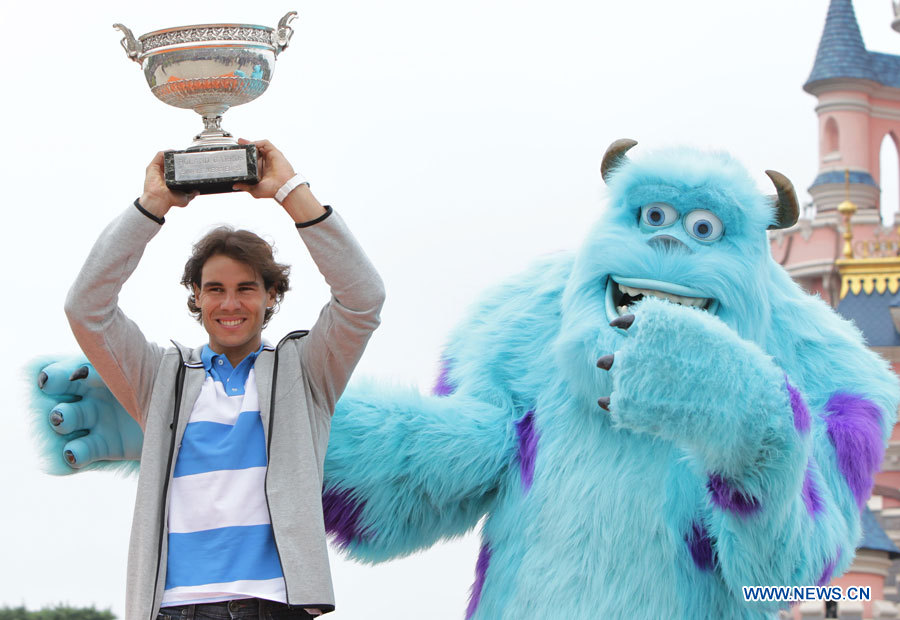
[65,152,198,427]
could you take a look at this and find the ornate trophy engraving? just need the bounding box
[114,12,297,194]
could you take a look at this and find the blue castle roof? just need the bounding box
[836,286,900,347]
[805,0,900,90]
[809,170,878,191]
[860,507,900,559]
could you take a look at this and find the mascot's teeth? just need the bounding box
[618,284,708,309]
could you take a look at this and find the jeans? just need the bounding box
[158,598,317,620]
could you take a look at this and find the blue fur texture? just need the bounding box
[28,145,900,618]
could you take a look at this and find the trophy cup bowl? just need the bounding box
[114,12,297,194]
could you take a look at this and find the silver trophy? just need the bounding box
[114,12,297,194]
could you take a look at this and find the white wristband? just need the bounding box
[275,173,310,204]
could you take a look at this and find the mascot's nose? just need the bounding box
[648,235,692,254]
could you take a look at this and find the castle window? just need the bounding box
[824,117,839,157]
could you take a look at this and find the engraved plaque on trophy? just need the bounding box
[114,13,296,194]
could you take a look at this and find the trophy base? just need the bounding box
[164,144,258,195]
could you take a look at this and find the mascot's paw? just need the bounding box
[33,359,143,471]
[597,297,779,443]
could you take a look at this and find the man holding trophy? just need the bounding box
[63,14,385,620]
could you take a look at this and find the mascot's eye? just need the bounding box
[683,210,724,242]
[641,203,678,227]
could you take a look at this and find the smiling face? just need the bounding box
[193,253,276,366]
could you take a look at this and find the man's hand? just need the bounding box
[233,138,327,224]
[139,151,198,219]
[233,138,295,198]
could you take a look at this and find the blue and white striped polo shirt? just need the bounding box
[161,343,286,606]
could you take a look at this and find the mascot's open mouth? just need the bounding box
[605,276,719,320]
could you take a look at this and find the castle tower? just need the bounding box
[804,0,884,224]
[771,0,900,305]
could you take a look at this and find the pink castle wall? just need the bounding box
[770,87,900,305]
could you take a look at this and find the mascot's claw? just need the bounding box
[64,450,76,465]
[609,314,635,330]
[597,355,614,409]
[38,371,48,389]
[69,366,89,381]
[49,410,63,426]
[596,354,614,370]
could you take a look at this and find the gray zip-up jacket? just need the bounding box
[65,204,385,620]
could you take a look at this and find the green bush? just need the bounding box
[0,605,116,620]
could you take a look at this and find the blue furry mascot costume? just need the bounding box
[30,140,900,618]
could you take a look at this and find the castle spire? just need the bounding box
[805,0,876,91]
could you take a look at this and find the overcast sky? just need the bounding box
[2,1,897,618]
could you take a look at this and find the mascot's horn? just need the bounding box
[765,170,800,230]
[600,138,799,231]
[601,138,638,183]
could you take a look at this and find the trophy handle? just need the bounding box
[273,11,298,56]
[113,23,142,64]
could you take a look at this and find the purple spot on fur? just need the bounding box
[802,458,825,518]
[817,549,842,586]
[707,474,761,517]
[785,376,810,434]
[322,486,370,548]
[433,358,456,396]
[824,393,884,510]
[515,410,539,493]
[465,543,491,620]
[685,521,717,571]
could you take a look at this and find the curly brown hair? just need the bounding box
[181,227,291,327]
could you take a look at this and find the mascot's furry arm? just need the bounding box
[324,386,516,559]
[28,140,900,618]
[323,254,571,562]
